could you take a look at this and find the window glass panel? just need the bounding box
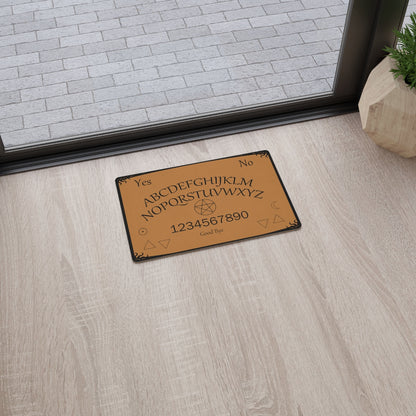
[403,0,416,27]
[1,0,350,149]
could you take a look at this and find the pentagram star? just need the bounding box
[194,199,216,216]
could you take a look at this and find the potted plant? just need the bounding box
[358,13,416,157]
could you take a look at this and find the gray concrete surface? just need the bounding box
[0,0,413,147]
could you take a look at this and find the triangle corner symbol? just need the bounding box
[257,219,269,229]
[144,240,156,250]
[159,239,171,249]
[273,214,284,224]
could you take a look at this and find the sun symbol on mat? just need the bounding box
[194,199,216,216]
[138,227,148,236]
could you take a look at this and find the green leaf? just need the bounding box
[386,12,416,89]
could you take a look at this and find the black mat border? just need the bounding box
[115,150,301,262]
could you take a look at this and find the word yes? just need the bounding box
[135,178,151,187]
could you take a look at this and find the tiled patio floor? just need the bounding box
[0,0,414,147]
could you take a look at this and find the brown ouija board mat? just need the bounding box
[116,151,301,262]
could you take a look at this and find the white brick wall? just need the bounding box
[185,69,230,86]
[21,84,68,101]
[83,39,126,54]
[19,60,63,77]
[17,39,59,54]
[176,46,219,62]
[5,126,50,146]
[56,13,97,27]
[256,71,303,88]
[245,48,289,64]
[161,6,200,20]
[300,27,342,42]
[88,61,132,77]
[126,33,168,47]
[14,19,56,34]
[166,84,213,103]
[0,12,32,26]
[0,75,42,92]
[43,68,88,85]
[185,12,225,27]
[192,33,235,47]
[0,32,35,47]
[0,53,39,69]
[147,101,195,121]
[12,1,51,15]
[229,63,274,79]
[50,118,99,139]
[211,78,257,95]
[113,68,158,84]
[109,45,150,63]
[140,76,186,93]
[202,55,246,71]
[1,0,349,146]
[63,53,108,70]
[72,100,120,119]
[299,63,337,81]
[219,40,261,55]
[0,100,46,119]
[149,39,192,54]
[37,26,78,41]
[193,94,241,113]
[240,86,286,105]
[0,116,24,133]
[24,108,72,128]
[132,53,177,69]
[67,75,114,93]
[209,20,251,34]
[97,6,138,21]
[0,91,20,106]
[119,92,167,111]
[99,108,147,130]
[250,14,290,28]
[286,41,330,57]
[35,6,75,20]
[40,45,83,62]
[0,45,16,58]
[60,32,103,47]
[46,91,92,110]
[93,84,140,102]
[158,61,203,77]
[284,78,331,97]
[75,1,114,14]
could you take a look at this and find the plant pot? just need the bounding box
[358,56,416,158]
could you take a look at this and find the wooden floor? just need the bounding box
[1,113,416,416]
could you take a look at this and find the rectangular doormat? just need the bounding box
[116,151,301,262]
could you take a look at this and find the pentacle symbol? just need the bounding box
[194,199,216,216]
[138,227,148,236]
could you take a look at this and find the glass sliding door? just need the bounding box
[403,0,416,26]
[0,0,410,174]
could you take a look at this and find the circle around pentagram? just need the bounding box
[194,199,216,216]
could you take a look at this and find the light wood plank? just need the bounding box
[1,113,416,416]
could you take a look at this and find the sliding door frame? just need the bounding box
[0,0,409,175]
